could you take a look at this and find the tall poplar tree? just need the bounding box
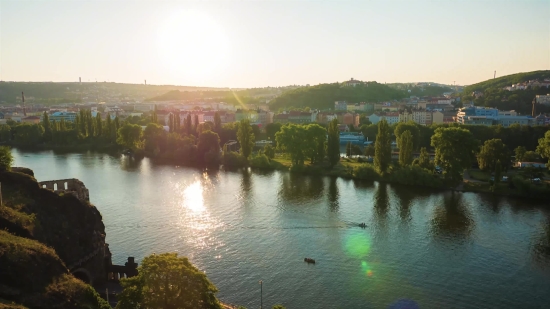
[327,119,340,167]
[96,112,102,137]
[398,130,414,166]
[374,118,392,173]
[214,112,222,133]
[105,115,112,139]
[42,111,52,142]
[186,114,192,134]
[237,119,255,160]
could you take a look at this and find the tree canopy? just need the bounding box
[431,127,478,186]
[374,119,392,173]
[477,139,510,171]
[116,253,221,309]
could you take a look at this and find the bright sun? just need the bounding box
[157,10,230,82]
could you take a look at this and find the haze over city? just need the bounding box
[1,0,548,87]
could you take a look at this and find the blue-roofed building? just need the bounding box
[46,111,77,123]
[339,132,365,145]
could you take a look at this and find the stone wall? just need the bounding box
[38,179,90,202]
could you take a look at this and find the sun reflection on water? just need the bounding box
[178,177,225,251]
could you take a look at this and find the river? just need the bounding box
[11,149,550,309]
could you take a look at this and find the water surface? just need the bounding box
[12,149,550,309]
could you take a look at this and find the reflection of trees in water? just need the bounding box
[278,173,324,203]
[328,177,339,211]
[120,156,142,171]
[240,169,252,195]
[533,214,550,268]
[430,192,474,240]
[374,183,390,221]
[392,185,415,222]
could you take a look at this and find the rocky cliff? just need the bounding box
[0,169,111,309]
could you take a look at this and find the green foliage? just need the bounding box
[514,146,527,162]
[117,123,143,149]
[197,130,221,166]
[477,139,510,171]
[431,127,478,186]
[364,144,375,157]
[388,165,444,188]
[305,124,327,164]
[346,142,352,157]
[0,125,11,142]
[213,112,222,133]
[374,119,392,173]
[398,130,414,166]
[12,124,44,145]
[237,119,255,160]
[360,124,378,142]
[272,305,287,309]
[276,124,308,167]
[249,154,272,169]
[327,119,340,167]
[269,82,406,111]
[265,123,283,141]
[462,70,550,114]
[263,144,275,159]
[0,146,13,171]
[352,164,380,181]
[222,151,247,169]
[414,147,432,170]
[537,130,550,168]
[116,252,222,309]
[394,122,420,150]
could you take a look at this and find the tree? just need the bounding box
[263,144,275,159]
[151,105,158,124]
[374,119,392,173]
[42,112,52,142]
[265,123,282,141]
[0,146,13,171]
[213,112,222,133]
[327,119,340,167]
[117,124,143,150]
[414,147,432,170]
[364,144,375,157]
[12,123,44,145]
[305,124,326,163]
[276,124,308,167]
[394,122,420,150]
[105,115,112,139]
[360,124,378,142]
[96,112,102,137]
[537,130,550,168]
[398,130,414,166]
[197,130,221,166]
[477,139,509,172]
[514,146,526,162]
[194,115,199,134]
[0,125,11,142]
[346,141,352,157]
[431,127,478,186]
[185,114,192,134]
[116,253,221,309]
[237,119,255,160]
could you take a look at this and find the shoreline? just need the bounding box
[11,145,550,202]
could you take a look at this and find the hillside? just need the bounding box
[268,82,406,111]
[145,87,290,106]
[0,169,110,309]
[0,81,229,105]
[464,70,550,93]
[461,70,550,115]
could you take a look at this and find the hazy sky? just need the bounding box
[1,0,549,88]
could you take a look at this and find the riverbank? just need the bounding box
[10,145,550,201]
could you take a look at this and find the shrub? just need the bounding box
[249,154,271,169]
[0,146,13,171]
[389,165,444,188]
[222,151,247,168]
[353,164,380,181]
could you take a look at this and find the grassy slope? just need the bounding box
[464,70,550,93]
[268,82,406,111]
[0,170,110,309]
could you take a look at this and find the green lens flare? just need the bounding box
[344,232,372,258]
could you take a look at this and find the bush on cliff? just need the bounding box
[0,231,110,309]
[0,146,13,171]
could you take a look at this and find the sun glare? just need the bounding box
[183,181,205,213]
[157,10,230,81]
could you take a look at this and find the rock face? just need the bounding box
[0,170,108,286]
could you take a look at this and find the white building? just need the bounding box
[535,94,550,105]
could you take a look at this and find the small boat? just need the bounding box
[304,258,316,264]
[359,223,367,228]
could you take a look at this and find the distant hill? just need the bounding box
[268,82,406,111]
[464,70,550,93]
[0,81,229,105]
[461,70,550,115]
[386,83,455,97]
